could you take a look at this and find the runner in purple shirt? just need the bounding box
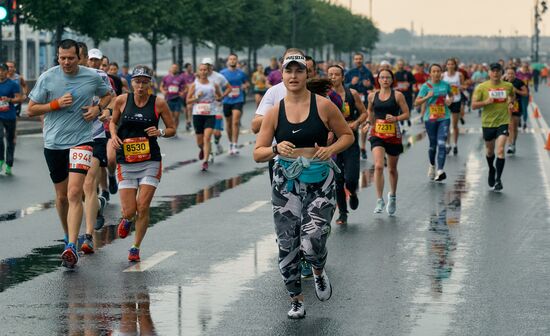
[180,63,196,131]
[161,64,187,134]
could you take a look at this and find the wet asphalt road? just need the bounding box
[1,90,550,336]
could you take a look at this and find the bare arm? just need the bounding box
[154,97,176,137]
[350,89,367,130]
[251,114,264,134]
[393,91,410,122]
[253,105,279,162]
[109,94,127,149]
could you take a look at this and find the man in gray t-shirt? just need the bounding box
[27,39,112,268]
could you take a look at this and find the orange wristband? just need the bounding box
[49,99,60,111]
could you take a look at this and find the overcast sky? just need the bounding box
[334,0,549,36]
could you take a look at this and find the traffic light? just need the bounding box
[0,0,14,23]
[0,1,8,23]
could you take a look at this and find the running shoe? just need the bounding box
[460,117,465,125]
[453,146,458,156]
[428,165,436,180]
[313,268,332,301]
[301,260,313,278]
[507,144,515,155]
[108,175,118,194]
[360,148,367,160]
[493,180,503,192]
[186,122,192,132]
[349,193,359,210]
[445,144,451,155]
[128,246,140,262]
[5,165,12,175]
[117,218,133,239]
[488,168,496,188]
[81,234,94,254]
[216,143,224,155]
[198,148,204,160]
[386,192,397,216]
[101,189,110,202]
[233,144,240,155]
[287,300,306,319]
[434,170,447,182]
[95,196,107,230]
[335,213,347,225]
[373,198,385,214]
[522,123,527,131]
[201,161,209,171]
[61,243,79,268]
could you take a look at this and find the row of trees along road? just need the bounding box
[19,0,378,71]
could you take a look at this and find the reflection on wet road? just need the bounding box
[0,168,266,293]
[410,150,482,335]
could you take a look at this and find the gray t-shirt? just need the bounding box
[29,65,111,149]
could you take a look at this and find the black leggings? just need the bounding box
[0,119,16,166]
[335,139,360,215]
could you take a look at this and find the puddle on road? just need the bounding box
[0,168,266,293]
[0,200,56,222]
[409,150,483,336]
[57,234,277,336]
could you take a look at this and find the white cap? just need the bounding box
[380,60,391,67]
[88,48,103,60]
[282,54,306,70]
[201,57,214,65]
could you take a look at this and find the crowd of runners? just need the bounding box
[0,38,544,319]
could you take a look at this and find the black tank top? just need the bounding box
[373,90,400,119]
[116,93,161,163]
[343,87,359,121]
[275,93,328,148]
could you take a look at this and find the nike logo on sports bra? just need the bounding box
[292,129,302,134]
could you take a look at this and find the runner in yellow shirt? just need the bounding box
[471,63,515,192]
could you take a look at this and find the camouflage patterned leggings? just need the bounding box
[271,163,336,297]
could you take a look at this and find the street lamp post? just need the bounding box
[533,0,548,62]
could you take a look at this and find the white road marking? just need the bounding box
[238,200,269,213]
[123,251,177,272]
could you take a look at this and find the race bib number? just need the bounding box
[373,119,397,138]
[342,102,350,119]
[429,104,446,120]
[168,85,179,94]
[0,99,9,112]
[230,86,241,98]
[488,89,507,103]
[123,137,151,163]
[69,145,93,171]
[451,85,460,96]
[396,81,408,91]
[195,103,212,115]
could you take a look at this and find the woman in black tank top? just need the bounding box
[365,68,410,216]
[327,64,368,225]
[253,54,353,319]
[109,65,176,263]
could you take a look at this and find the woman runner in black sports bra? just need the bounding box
[364,68,409,216]
[254,54,353,319]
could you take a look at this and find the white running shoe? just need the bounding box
[373,198,385,214]
[434,170,447,182]
[216,143,224,155]
[386,192,396,216]
[314,268,332,301]
[287,300,306,319]
[428,164,436,180]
